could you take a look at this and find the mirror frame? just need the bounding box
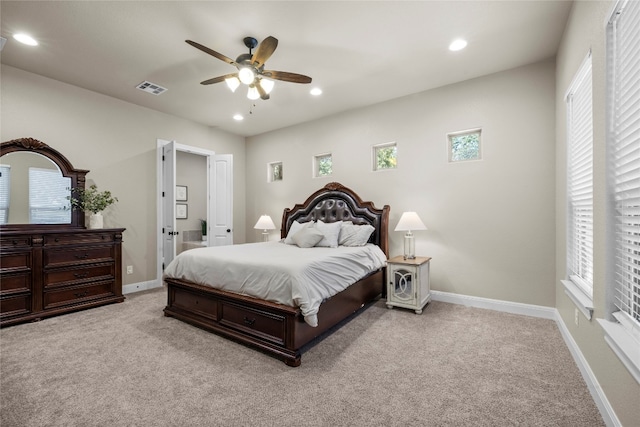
[0,137,89,230]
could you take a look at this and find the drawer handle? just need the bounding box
[74,290,89,298]
[55,238,59,242]
[75,253,90,259]
[243,316,256,326]
[74,272,88,279]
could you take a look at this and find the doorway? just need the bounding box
[156,139,233,283]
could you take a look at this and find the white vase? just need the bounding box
[89,213,104,229]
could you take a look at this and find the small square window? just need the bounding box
[314,153,332,177]
[373,142,397,171]
[268,162,283,182]
[448,129,481,162]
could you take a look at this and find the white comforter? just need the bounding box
[163,241,387,327]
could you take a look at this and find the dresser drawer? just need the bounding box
[0,294,32,318]
[44,263,114,289]
[43,280,114,310]
[220,302,286,345]
[0,251,32,273]
[0,273,31,294]
[44,245,114,267]
[44,233,114,246]
[0,236,31,248]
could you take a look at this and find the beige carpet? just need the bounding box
[0,288,604,426]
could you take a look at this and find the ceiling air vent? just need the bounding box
[136,81,168,95]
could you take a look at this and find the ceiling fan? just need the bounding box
[186,36,312,100]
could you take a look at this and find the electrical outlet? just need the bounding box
[126,265,133,275]
[574,308,579,326]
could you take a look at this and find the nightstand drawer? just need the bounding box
[44,245,114,267]
[220,302,286,345]
[43,280,114,310]
[44,263,114,288]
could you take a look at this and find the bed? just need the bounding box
[163,182,390,366]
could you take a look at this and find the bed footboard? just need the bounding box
[163,269,384,367]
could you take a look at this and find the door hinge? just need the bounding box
[162,155,165,161]
[162,227,165,234]
[162,191,165,197]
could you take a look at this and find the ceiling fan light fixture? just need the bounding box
[260,78,275,95]
[225,76,240,92]
[247,85,260,100]
[238,67,255,85]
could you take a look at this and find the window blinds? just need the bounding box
[566,54,594,296]
[610,0,640,323]
[29,167,72,224]
[0,165,10,224]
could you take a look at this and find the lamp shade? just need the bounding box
[394,212,427,232]
[254,215,276,230]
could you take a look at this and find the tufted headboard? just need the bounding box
[281,182,390,257]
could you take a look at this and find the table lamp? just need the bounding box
[254,215,276,242]
[394,211,427,259]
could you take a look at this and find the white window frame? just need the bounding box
[447,128,482,163]
[562,52,595,319]
[372,142,397,171]
[597,0,640,385]
[313,153,332,178]
[267,161,283,183]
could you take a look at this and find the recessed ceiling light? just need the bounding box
[449,39,467,52]
[233,114,244,121]
[13,33,38,46]
[310,88,322,96]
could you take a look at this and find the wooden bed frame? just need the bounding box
[163,182,390,366]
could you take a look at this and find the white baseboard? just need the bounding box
[430,290,557,319]
[430,290,619,427]
[122,279,163,295]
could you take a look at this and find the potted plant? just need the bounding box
[200,218,207,241]
[71,184,118,229]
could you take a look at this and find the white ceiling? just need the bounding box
[0,1,573,137]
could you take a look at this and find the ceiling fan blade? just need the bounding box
[255,81,270,100]
[251,36,278,68]
[200,73,238,85]
[262,70,312,84]
[186,40,236,66]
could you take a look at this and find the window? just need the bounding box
[29,167,71,224]
[598,0,640,384]
[448,129,481,162]
[314,153,332,177]
[268,162,283,182]
[0,165,10,224]
[373,142,397,171]
[565,53,594,301]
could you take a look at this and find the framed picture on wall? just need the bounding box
[176,185,188,201]
[176,203,188,219]
[268,162,283,182]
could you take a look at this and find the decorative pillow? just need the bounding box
[284,221,313,245]
[315,220,343,248]
[339,222,375,246]
[292,226,324,248]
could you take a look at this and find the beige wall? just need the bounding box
[0,64,246,285]
[247,60,556,307]
[555,1,640,425]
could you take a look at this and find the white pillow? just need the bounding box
[339,222,375,246]
[292,226,324,248]
[315,220,342,248]
[284,220,313,245]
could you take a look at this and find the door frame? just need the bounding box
[156,139,225,285]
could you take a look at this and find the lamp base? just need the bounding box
[262,231,269,242]
[403,232,415,260]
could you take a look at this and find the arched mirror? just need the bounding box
[0,138,88,230]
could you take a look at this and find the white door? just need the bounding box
[162,140,177,269]
[212,154,233,246]
[157,140,233,279]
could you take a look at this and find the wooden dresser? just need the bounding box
[0,228,125,327]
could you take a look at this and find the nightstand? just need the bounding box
[386,255,431,314]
